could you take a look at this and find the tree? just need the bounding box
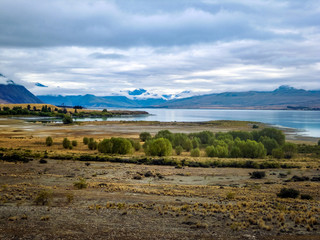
[45,136,53,146]
[62,115,73,124]
[62,138,71,149]
[83,137,89,145]
[175,146,183,155]
[258,128,285,146]
[144,138,172,157]
[155,130,174,142]
[98,139,113,153]
[110,137,133,155]
[259,136,279,155]
[282,142,297,159]
[190,148,200,157]
[72,140,78,147]
[139,132,151,142]
[272,148,284,159]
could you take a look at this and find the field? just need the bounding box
[0,118,319,239]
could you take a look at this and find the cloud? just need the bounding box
[0,0,319,96]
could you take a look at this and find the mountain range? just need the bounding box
[37,86,320,110]
[0,72,319,109]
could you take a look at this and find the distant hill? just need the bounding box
[155,86,320,109]
[37,95,166,108]
[38,86,320,109]
[0,84,42,104]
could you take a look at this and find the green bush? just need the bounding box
[282,142,298,159]
[83,137,89,145]
[145,138,172,157]
[111,137,133,155]
[155,130,174,142]
[88,140,98,150]
[71,140,78,147]
[190,148,200,157]
[129,139,141,151]
[259,136,279,155]
[62,114,73,124]
[45,136,53,146]
[98,139,113,153]
[62,138,71,149]
[139,132,151,142]
[175,146,183,155]
[277,188,300,198]
[206,146,216,157]
[257,128,285,145]
[272,148,284,159]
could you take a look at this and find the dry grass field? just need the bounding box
[0,118,319,239]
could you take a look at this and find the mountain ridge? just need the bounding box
[37,86,320,109]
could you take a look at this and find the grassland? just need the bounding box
[0,118,319,239]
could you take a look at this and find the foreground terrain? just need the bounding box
[0,119,319,239]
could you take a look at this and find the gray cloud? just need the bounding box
[0,0,319,96]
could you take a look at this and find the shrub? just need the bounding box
[250,171,266,179]
[272,148,284,159]
[191,137,200,149]
[62,114,73,124]
[88,140,98,150]
[34,190,52,205]
[206,146,216,157]
[111,138,133,155]
[259,136,279,155]
[175,146,183,155]
[39,159,48,164]
[182,138,193,152]
[139,132,151,142]
[257,128,285,145]
[98,139,113,153]
[45,136,53,146]
[318,139,320,146]
[301,194,313,200]
[277,188,300,198]
[129,139,141,151]
[241,140,266,158]
[71,140,78,147]
[83,137,89,145]
[190,148,200,157]
[145,138,172,157]
[62,138,71,149]
[73,178,88,189]
[282,142,298,159]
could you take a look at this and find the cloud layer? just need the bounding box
[0,0,319,96]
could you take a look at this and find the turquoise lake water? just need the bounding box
[74,109,320,138]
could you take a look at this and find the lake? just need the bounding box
[16,108,320,138]
[71,108,320,138]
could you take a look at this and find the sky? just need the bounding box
[0,0,319,97]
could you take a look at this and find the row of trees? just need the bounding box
[45,128,299,159]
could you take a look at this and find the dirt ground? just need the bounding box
[0,118,320,239]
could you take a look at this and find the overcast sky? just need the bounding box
[0,0,319,96]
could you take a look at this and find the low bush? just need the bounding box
[34,190,52,205]
[250,171,266,179]
[139,132,151,142]
[71,140,78,147]
[45,136,53,146]
[83,137,89,145]
[73,178,88,189]
[190,148,200,157]
[175,146,183,155]
[277,188,300,198]
[301,194,313,200]
[62,138,71,149]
